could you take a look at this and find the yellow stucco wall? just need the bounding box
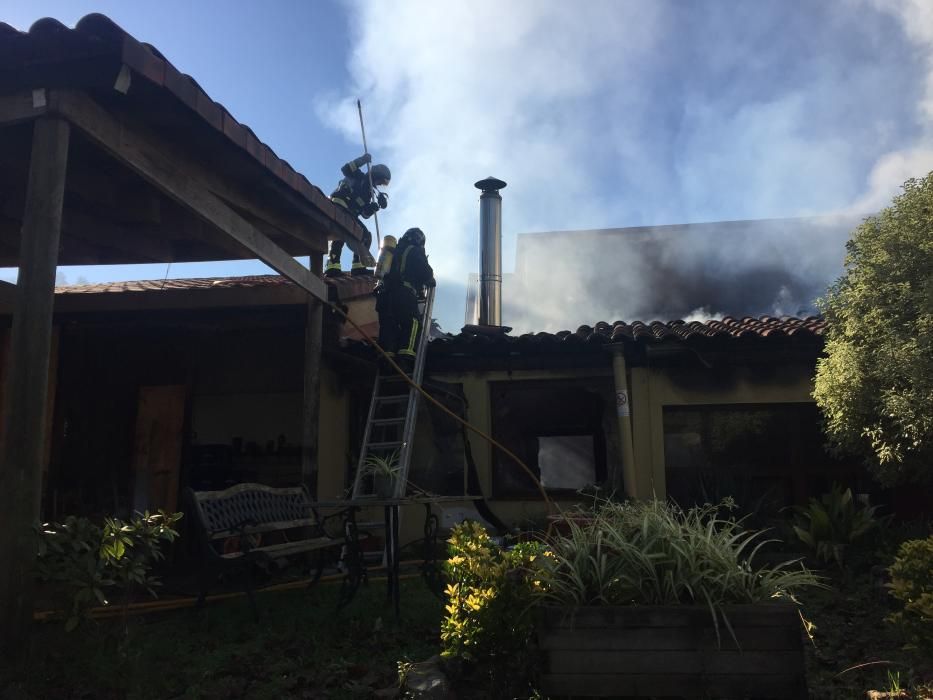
[316,363,350,500]
[315,350,818,541]
[426,367,616,532]
[641,363,815,501]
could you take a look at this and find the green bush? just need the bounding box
[887,535,933,653]
[536,499,821,640]
[791,485,882,567]
[36,511,182,630]
[440,521,544,689]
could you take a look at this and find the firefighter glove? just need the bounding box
[355,153,372,167]
[362,202,379,217]
[377,192,388,209]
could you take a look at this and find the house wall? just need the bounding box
[636,362,816,500]
[417,367,617,535]
[392,358,823,541]
[30,291,880,552]
[317,362,351,500]
[187,324,306,489]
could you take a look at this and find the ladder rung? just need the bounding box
[351,287,434,501]
[375,395,409,403]
[380,375,412,384]
[367,441,403,450]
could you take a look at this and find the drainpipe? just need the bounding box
[611,347,638,499]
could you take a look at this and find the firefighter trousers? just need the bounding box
[327,221,372,270]
[376,285,421,358]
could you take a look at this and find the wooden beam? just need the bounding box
[214,191,332,257]
[48,90,328,302]
[301,254,324,493]
[0,90,48,126]
[61,208,174,263]
[159,201,253,260]
[0,117,69,656]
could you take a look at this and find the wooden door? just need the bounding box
[131,385,186,513]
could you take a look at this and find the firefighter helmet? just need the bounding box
[402,227,425,246]
[371,164,391,186]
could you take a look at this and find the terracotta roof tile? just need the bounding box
[55,273,376,302]
[439,315,827,352]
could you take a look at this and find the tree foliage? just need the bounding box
[814,173,933,485]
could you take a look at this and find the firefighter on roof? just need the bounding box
[376,227,435,371]
[325,153,391,277]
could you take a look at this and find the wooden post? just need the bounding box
[0,117,69,656]
[301,255,324,495]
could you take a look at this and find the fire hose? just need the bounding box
[329,289,553,510]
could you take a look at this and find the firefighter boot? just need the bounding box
[350,254,372,276]
[325,242,343,277]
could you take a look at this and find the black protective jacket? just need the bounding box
[330,160,376,219]
[385,241,434,293]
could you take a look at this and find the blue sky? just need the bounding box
[3,0,933,330]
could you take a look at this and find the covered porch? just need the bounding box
[0,14,366,651]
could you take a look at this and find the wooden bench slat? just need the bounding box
[219,537,340,560]
[208,517,319,540]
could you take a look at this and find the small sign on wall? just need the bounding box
[616,389,630,417]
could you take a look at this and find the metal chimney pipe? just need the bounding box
[475,176,506,326]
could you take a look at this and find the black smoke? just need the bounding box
[502,215,863,332]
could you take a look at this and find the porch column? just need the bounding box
[301,255,324,495]
[0,117,70,655]
[611,348,639,499]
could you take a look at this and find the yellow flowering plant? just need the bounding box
[440,521,544,691]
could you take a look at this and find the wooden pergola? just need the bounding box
[0,14,369,652]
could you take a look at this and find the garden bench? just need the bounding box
[186,483,345,617]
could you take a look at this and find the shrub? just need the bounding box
[36,510,182,630]
[791,485,882,567]
[440,521,544,687]
[535,499,821,642]
[887,535,933,653]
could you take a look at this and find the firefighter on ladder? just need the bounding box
[376,228,435,372]
[325,153,391,277]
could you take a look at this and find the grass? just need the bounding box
[1,577,443,700]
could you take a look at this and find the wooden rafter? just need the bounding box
[0,91,47,126]
[46,89,328,302]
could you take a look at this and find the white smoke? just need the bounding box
[848,1,933,212]
[322,0,933,332]
[318,0,666,328]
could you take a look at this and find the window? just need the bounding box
[538,435,597,489]
[491,380,613,497]
[663,403,866,515]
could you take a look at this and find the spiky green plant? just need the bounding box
[361,450,400,478]
[791,484,882,567]
[535,499,822,645]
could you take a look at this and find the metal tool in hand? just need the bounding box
[356,99,381,250]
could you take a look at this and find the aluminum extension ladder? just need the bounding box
[351,286,435,499]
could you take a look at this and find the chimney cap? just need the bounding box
[475,176,507,192]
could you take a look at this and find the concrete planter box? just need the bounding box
[538,603,807,699]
